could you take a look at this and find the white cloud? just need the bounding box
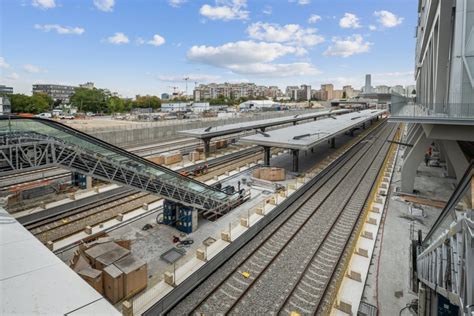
[23,64,45,73]
[107,32,129,45]
[247,22,324,47]
[199,0,249,21]
[32,0,55,9]
[0,57,9,69]
[147,34,166,46]
[187,40,318,76]
[158,74,221,82]
[308,14,321,24]
[7,72,20,80]
[93,0,115,12]
[369,25,377,31]
[339,13,361,29]
[262,5,272,15]
[168,0,186,7]
[324,34,372,57]
[289,0,311,5]
[136,37,145,45]
[34,24,85,35]
[374,10,404,28]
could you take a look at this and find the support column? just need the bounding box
[400,131,431,193]
[292,149,299,173]
[442,140,469,183]
[203,138,211,158]
[293,121,297,126]
[263,146,271,166]
[330,137,336,148]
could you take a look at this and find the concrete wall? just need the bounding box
[87,109,319,147]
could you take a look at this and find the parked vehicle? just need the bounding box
[35,112,52,118]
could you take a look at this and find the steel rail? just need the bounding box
[175,122,390,315]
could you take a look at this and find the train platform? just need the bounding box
[355,137,453,315]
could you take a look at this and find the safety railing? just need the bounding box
[416,161,474,314]
[390,102,474,123]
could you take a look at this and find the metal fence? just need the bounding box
[390,102,474,122]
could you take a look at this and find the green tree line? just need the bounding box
[9,88,162,114]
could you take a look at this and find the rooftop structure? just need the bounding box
[0,85,13,95]
[240,109,387,171]
[0,206,119,315]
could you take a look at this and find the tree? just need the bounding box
[342,91,347,99]
[10,93,51,114]
[70,88,108,113]
[134,95,161,109]
[411,89,416,95]
[107,96,125,113]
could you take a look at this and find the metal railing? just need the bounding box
[416,161,474,314]
[390,102,474,123]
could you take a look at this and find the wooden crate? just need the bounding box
[78,267,103,294]
[114,255,148,299]
[148,156,165,164]
[103,264,124,304]
[95,247,130,271]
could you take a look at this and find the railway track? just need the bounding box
[166,122,397,315]
[22,146,264,243]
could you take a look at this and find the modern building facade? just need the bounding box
[0,85,13,95]
[390,1,474,314]
[33,84,77,104]
[364,74,373,93]
[193,82,283,102]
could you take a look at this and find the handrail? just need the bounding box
[422,160,474,247]
[0,115,229,199]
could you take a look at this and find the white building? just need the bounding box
[364,74,373,93]
[238,100,280,111]
[191,102,211,113]
[161,102,190,112]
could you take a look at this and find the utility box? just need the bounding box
[176,205,198,234]
[78,267,103,294]
[103,264,124,304]
[163,200,177,225]
[114,255,148,299]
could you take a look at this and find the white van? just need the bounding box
[35,112,52,118]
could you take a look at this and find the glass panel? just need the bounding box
[0,118,227,200]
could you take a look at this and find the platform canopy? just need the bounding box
[178,109,350,139]
[240,109,387,151]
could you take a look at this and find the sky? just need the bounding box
[0,0,417,98]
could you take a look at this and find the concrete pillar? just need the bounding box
[203,138,211,158]
[263,146,271,166]
[442,140,469,183]
[293,121,297,126]
[400,130,431,193]
[86,176,93,189]
[122,301,133,316]
[437,141,456,178]
[291,149,299,172]
[330,137,336,148]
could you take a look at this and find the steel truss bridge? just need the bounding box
[0,116,231,211]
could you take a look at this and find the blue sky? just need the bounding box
[1,0,417,97]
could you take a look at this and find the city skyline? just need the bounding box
[1,0,416,97]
